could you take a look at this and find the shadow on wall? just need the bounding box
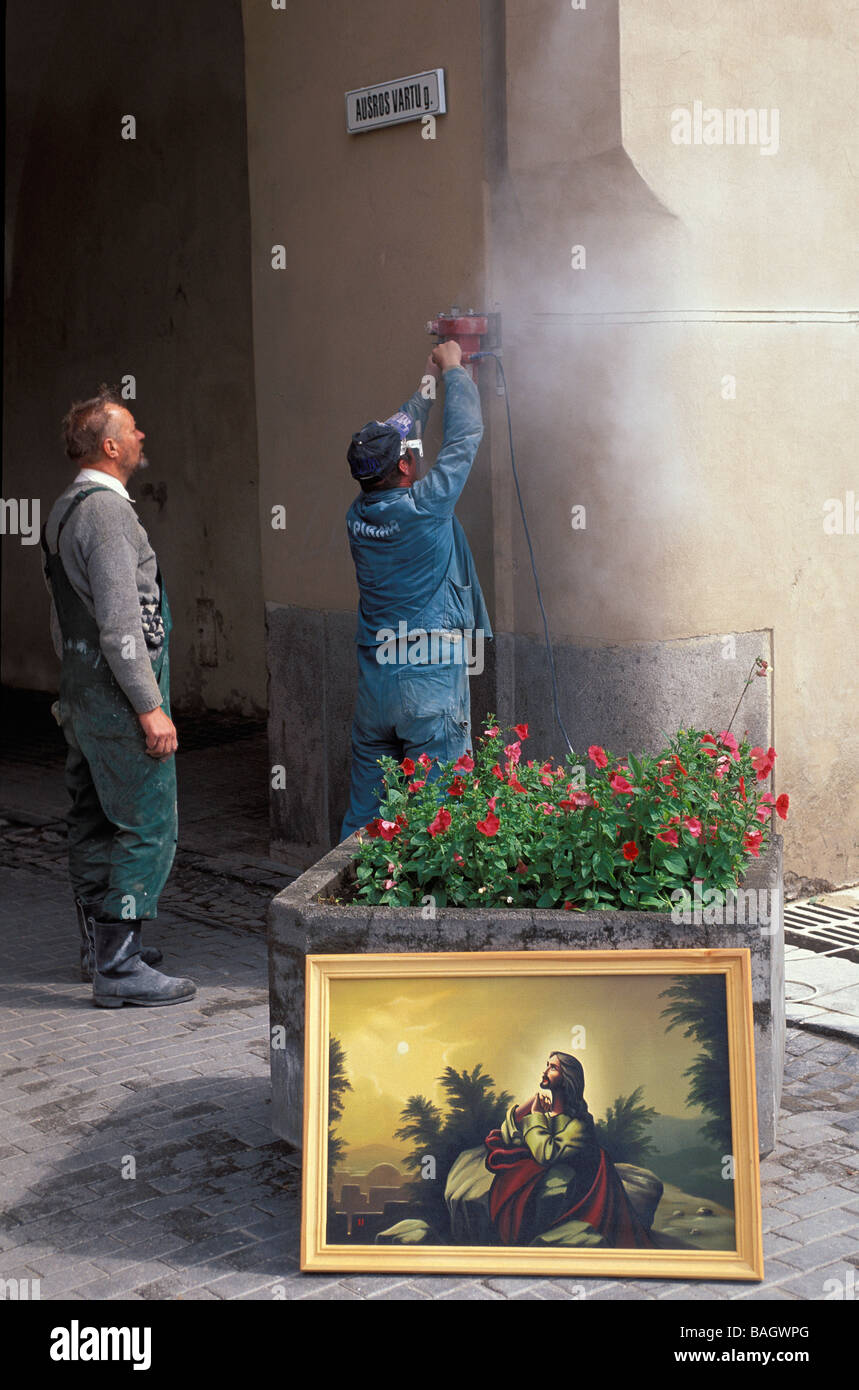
[3,0,265,716]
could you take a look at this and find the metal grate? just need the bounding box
[784,900,859,964]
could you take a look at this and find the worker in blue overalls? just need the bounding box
[340,339,491,839]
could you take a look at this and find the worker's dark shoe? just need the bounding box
[91,919,195,1009]
[76,898,163,982]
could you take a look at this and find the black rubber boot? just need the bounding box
[76,897,163,982]
[91,918,196,1008]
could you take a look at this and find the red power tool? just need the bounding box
[426,307,502,382]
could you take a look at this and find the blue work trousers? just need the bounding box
[340,644,471,840]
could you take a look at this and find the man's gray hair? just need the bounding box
[61,384,123,462]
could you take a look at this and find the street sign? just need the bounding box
[345,69,446,135]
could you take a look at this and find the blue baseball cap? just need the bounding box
[347,412,419,483]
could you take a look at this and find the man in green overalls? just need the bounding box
[42,386,195,1008]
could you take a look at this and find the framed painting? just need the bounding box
[301,949,763,1281]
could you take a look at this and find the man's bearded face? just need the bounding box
[540,1055,562,1093]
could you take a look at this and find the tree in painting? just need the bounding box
[327,1035,353,1187]
[595,1086,657,1165]
[660,976,732,1152]
[395,1064,513,1230]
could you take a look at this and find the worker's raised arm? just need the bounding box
[412,344,483,514]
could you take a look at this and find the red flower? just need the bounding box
[508,775,527,794]
[365,819,382,838]
[563,901,580,912]
[453,851,464,865]
[485,726,500,738]
[560,791,595,811]
[417,753,433,770]
[515,860,528,875]
[453,753,474,773]
[739,775,747,802]
[672,755,689,776]
[609,773,633,794]
[682,816,703,839]
[427,808,451,838]
[487,796,498,812]
[744,827,764,857]
[504,741,522,766]
[701,734,718,746]
[379,820,401,841]
[656,827,679,846]
[447,777,466,798]
[750,746,777,780]
[491,763,503,780]
[513,723,529,740]
[408,779,426,792]
[622,842,639,861]
[700,746,719,757]
[400,757,415,776]
[588,745,608,769]
[476,812,500,837]
[718,730,741,762]
[540,773,553,787]
[775,794,789,821]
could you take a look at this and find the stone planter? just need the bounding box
[268,834,784,1155]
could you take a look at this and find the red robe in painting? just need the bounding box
[484,1130,655,1248]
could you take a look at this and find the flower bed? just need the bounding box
[354,718,787,914]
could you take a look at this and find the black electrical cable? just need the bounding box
[471,351,575,759]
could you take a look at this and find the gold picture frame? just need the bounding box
[301,949,763,1281]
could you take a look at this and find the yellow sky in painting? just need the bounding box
[330,972,715,1155]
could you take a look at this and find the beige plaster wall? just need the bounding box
[484,1,857,884]
[241,0,493,620]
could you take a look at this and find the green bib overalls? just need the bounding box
[41,487,178,920]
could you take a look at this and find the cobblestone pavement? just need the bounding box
[1,851,857,1302]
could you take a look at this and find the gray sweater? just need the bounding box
[44,483,164,714]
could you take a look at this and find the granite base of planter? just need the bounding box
[267,835,784,1156]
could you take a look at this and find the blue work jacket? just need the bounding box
[346,366,492,648]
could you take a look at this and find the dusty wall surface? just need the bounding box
[3,0,266,713]
[484,0,857,887]
[250,1,855,881]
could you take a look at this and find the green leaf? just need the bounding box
[661,854,687,876]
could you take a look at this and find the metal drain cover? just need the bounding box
[785,900,859,964]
